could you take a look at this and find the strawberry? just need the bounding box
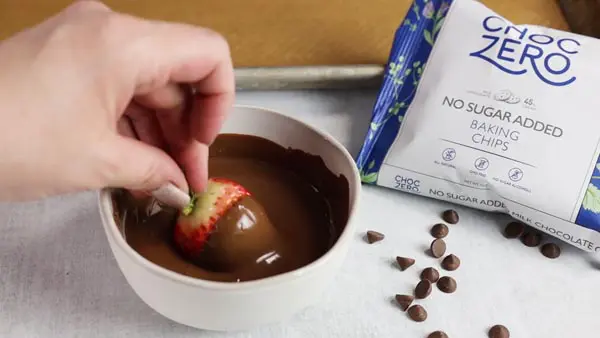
[173,177,250,259]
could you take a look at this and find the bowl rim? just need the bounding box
[98,104,361,290]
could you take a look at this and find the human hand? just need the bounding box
[0,0,234,201]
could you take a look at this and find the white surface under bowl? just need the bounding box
[97,105,361,331]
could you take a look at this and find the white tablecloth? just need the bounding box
[2,90,600,338]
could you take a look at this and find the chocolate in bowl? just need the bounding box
[111,133,350,282]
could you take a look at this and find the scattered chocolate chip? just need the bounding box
[442,209,459,224]
[396,256,416,271]
[430,239,447,258]
[407,304,427,322]
[420,267,440,283]
[431,223,449,238]
[437,276,457,293]
[441,254,460,271]
[414,279,432,299]
[366,230,385,243]
[395,294,414,311]
[541,243,561,259]
[428,331,449,338]
[488,324,510,338]
[504,221,525,238]
[521,231,542,247]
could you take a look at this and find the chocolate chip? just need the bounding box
[441,254,460,271]
[430,239,447,258]
[437,276,457,293]
[407,304,427,322]
[541,243,561,259]
[488,324,510,338]
[431,223,449,238]
[442,209,459,224]
[414,279,432,299]
[396,256,415,271]
[428,331,449,338]
[366,230,384,243]
[395,294,414,311]
[504,221,525,238]
[521,231,542,247]
[420,267,440,283]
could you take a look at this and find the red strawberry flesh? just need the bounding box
[174,177,250,259]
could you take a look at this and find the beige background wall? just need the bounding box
[0,0,569,67]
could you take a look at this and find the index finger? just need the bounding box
[127,19,235,145]
[189,77,234,145]
[162,28,235,145]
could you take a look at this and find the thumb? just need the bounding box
[101,135,188,193]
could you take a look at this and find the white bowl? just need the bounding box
[97,105,361,331]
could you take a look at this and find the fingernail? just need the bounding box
[151,183,191,210]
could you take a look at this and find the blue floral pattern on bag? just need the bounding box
[356,0,453,184]
[576,164,600,231]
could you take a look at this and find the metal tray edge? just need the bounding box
[234,65,384,91]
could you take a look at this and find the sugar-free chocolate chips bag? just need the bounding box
[357,0,600,252]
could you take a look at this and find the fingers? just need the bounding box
[117,116,154,199]
[127,21,235,145]
[189,92,232,145]
[118,91,209,192]
[135,83,186,113]
[174,141,209,192]
[86,11,235,194]
[64,0,110,15]
[141,87,210,192]
[125,102,168,150]
[116,116,136,138]
[100,135,188,193]
[135,84,189,153]
[153,99,188,156]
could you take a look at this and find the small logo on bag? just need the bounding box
[470,15,580,87]
[394,175,420,193]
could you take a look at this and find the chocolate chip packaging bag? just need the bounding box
[357,0,600,251]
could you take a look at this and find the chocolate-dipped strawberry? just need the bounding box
[174,177,282,272]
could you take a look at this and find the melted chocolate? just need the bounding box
[112,134,350,282]
[184,195,285,273]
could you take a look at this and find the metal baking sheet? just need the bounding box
[234,65,384,91]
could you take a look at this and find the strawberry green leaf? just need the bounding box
[182,194,197,216]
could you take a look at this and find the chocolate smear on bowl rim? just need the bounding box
[396,256,416,271]
[366,230,385,244]
[394,294,414,311]
[407,304,427,322]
